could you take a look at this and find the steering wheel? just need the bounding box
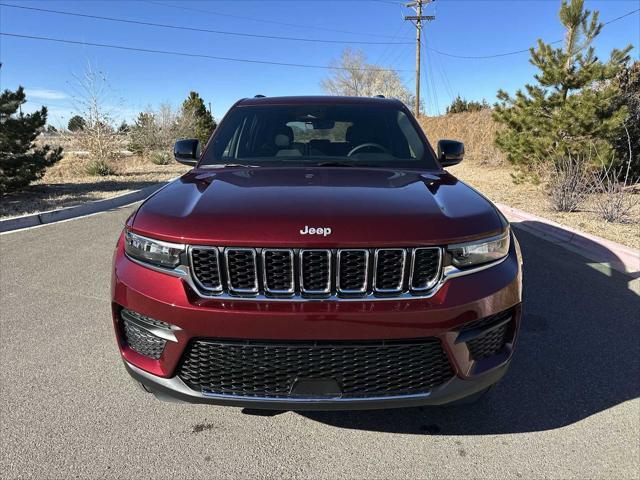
[347,143,389,157]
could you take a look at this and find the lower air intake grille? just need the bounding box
[122,318,166,359]
[178,338,454,398]
[467,324,509,360]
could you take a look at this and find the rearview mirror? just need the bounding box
[437,139,464,167]
[174,139,200,166]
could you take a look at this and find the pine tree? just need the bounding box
[68,115,86,132]
[181,91,216,145]
[612,61,639,178]
[493,0,632,168]
[0,86,63,195]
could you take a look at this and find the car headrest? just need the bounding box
[275,134,291,148]
[345,124,370,145]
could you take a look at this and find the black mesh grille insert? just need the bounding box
[467,324,509,360]
[301,250,330,293]
[122,319,166,359]
[411,248,440,290]
[178,338,454,398]
[190,248,221,291]
[338,250,368,293]
[374,249,405,292]
[226,249,258,292]
[263,250,294,293]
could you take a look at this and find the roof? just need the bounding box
[236,95,405,107]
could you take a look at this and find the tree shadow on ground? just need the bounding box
[297,226,640,435]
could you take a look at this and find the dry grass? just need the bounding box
[419,112,640,250]
[421,110,505,166]
[1,152,188,219]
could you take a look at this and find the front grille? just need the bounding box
[189,247,442,299]
[178,338,454,398]
[122,318,166,359]
[467,324,510,360]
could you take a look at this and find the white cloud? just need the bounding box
[25,88,68,100]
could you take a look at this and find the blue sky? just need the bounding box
[1,0,638,127]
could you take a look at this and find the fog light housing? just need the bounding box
[120,309,179,359]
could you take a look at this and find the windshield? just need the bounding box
[200,104,437,169]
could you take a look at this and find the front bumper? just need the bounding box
[125,359,511,410]
[112,233,523,409]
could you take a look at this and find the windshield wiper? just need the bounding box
[200,163,261,169]
[315,161,356,167]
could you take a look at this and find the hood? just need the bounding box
[131,167,505,247]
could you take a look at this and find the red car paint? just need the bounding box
[111,96,523,409]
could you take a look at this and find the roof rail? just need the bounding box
[374,95,385,98]
[254,94,266,98]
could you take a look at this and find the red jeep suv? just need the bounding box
[111,95,522,410]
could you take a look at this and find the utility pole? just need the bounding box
[404,0,435,117]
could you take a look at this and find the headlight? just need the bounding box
[124,230,184,268]
[448,230,510,268]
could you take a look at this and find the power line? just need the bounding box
[427,8,639,60]
[0,32,411,72]
[0,3,412,45]
[144,0,412,40]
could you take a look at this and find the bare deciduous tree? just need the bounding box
[66,62,124,174]
[321,49,418,112]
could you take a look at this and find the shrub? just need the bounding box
[151,151,171,165]
[85,159,116,176]
[0,86,63,195]
[547,153,591,212]
[446,96,490,114]
[592,136,639,222]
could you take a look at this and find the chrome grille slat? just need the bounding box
[189,247,441,299]
[300,249,331,295]
[262,249,295,295]
[225,248,259,294]
[189,246,222,292]
[373,249,407,294]
[409,248,442,291]
[337,249,369,294]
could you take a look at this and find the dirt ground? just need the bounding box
[1,154,188,219]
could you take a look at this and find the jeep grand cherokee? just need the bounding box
[111,95,522,410]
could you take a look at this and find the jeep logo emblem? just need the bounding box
[300,225,332,236]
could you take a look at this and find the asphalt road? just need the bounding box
[1,206,638,479]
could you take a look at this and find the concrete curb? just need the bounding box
[496,202,640,277]
[0,182,166,234]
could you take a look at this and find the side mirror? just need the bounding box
[174,139,200,166]
[437,139,464,167]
